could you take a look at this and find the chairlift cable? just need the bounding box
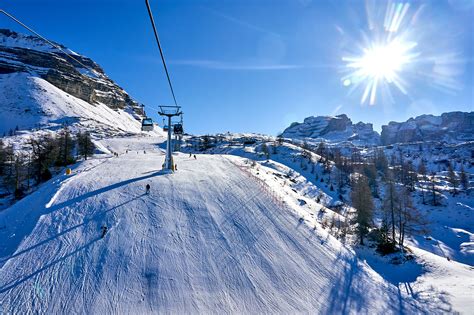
[145,0,178,106]
[1,10,96,72]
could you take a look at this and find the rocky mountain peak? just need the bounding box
[0,29,144,117]
[281,114,380,145]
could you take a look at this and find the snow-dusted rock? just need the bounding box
[281,114,380,145]
[0,29,160,136]
[381,112,474,144]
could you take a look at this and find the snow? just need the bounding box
[0,30,77,55]
[0,137,430,314]
[0,72,164,138]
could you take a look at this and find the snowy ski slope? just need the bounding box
[0,139,445,314]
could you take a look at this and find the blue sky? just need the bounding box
[3,0,473,135]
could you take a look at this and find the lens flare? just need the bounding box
[342,37,419,105]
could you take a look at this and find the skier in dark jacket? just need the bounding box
[101,225,108,238]
[146,184,151,194]
[193,155,197,160]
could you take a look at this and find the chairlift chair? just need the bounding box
[173,123,183,135]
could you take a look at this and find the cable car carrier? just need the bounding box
[141,117,154,131]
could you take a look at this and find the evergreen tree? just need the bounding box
[276,135,284,146]
[382,175,398,244]
[29,135,57,182]
[447,163,459,195]
[77,131,95,160]
[316,141,325,157]
[374,148,389,175]
[56,126,75,166]
[0,139,6,176]
[363,163,378,196]
[397,187,425,251]
[418,160,427,204]
[261,143,270,160]
[460,165,469,192]
[429,173,439,206]
[351,174,374,245]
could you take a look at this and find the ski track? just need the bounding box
[0,150,426,314]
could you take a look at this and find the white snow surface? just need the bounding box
[0,137,430,314]
[0,30,77,55]
[0,73,163,137]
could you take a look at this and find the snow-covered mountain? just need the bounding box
[282,111,473,146]
[0,29,159,137]
[281,114,380,145]
[381,111,474,145]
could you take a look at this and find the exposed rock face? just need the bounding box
[281,114,380,145]
[0,29,145,117]
[381,112,474,144]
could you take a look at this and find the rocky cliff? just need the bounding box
[281,114,380,145]
[0,29,145,118]
[381,112,474,144]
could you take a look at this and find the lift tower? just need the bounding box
[158,105,182,171]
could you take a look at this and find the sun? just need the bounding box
[357,39,415,81]
[342,37,418,105]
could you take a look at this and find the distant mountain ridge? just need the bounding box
[281,114,380,145]
[282,111,473,145]
[381,112,474,145]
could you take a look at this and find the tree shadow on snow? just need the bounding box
[323,254,367,314]
[0,237,100,294]
[357,250,454,313]
[0,195,143,264]
[0,170,162,263]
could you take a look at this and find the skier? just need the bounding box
[189,153,192,158]
[175,164,178,171]
[100,225,108,238]
[146,183,151,194]
[193,154,197,160]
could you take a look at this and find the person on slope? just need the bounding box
[193,154,197,160]
[146,184,151,195]
[101,225,108,238]
[189,153,192,158]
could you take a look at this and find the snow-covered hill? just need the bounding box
[0,72,159,137]
[0,29,161,138]
[0,137,449,314]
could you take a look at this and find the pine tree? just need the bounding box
[397,187,425,251]
[77,131,95,160]
[460,165,469,192]
[317,141,325,158]
[447,163,459,195]
[261,143,270,160]
[418,160,427,204]
[56,126,75,166]
[429,173,439,206]
[382,175,398,244]
[0,139,6,176]
[276,135,283,146]
[374,148,389,175]
[28,135,56,182]
[351,174,374,245]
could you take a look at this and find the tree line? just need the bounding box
[0,127,95,200]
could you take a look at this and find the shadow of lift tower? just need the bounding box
[158,105,182,172]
